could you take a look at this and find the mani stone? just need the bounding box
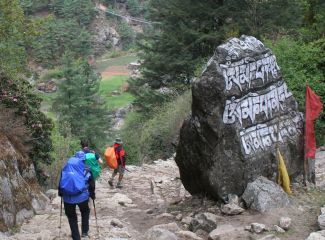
[175,35,304,200]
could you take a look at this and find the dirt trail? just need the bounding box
[101,65,130,78]
[4,159,186,239]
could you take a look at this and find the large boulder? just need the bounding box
[175,35,304,200]
[242,176,290,212]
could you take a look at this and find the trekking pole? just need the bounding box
[92,199,99,237]
[59,197,62,239]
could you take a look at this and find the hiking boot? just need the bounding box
[116,182,123,188]
[108,180,113,187]
[81,232,88,238]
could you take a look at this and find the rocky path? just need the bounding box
[4,158,189,240]
[3,155,325,240]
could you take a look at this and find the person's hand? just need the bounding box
[90,192,96,200]
[98,158,103,164]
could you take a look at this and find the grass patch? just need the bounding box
[95,54,138,73]
[99,50,126,59]
[38,75,134,117]
[99,75,135,110]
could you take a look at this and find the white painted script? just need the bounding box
[223,82,292,126]
[239,114,303,155]
[220,55,280,92]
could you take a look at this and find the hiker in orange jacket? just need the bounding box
[108,138,126,188]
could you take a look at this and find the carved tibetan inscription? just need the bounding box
[220,38,303,156]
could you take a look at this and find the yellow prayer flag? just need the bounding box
[277,148,292,194]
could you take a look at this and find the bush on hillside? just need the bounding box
[120,90,191,164]
[120,111,144,165]
[20,0,50,15]
[265,37,325,145]
[0,74,53,183]
[41,124,79,189]
[127,0,142,16]
[40,68,63,81]
[116,21,136,50]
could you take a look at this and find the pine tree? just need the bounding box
[32,18,92,66]
[52,53,109,148]
[139,0,227,89]
[231,0,303,38]
[302,0,325,40]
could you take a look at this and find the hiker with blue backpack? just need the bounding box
[58,151,96,239]
[81,139,103,180]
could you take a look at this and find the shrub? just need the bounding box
[139,90,191,161]
[265,37,325,145]
[127,0,141,16]
[40,68,63,81]
[116,21,135,50]
[120,111,145,165]
[120,90,191,164]
[41,123,79,189]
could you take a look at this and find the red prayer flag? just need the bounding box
[305,85,323,159]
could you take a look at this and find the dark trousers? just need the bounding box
[64,200,90,240]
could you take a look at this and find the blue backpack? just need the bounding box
[59,155,88,196]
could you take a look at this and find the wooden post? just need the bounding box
[303,82,308,186]
[276,117,280,184]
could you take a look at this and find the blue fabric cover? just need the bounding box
[61,151,90,204]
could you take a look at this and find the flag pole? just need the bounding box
[276,107,282,189]
[276,78,283,183]
[303,82,308,186]
[276,114,280,184]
